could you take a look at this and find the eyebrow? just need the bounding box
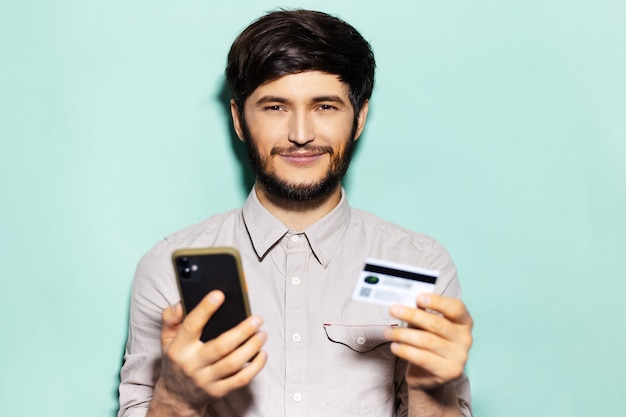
[311,95,347,105]
[255,96,290,106]
[254,95,348,106]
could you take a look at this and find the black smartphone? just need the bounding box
[172,247,251,342]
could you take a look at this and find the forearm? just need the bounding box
[146,379,207,417]
[408,382,460,417]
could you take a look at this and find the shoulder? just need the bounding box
[348,208,461,298]
[133,208,243,288]
[161,208,243,250]
[349,207,441,252]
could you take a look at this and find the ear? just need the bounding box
[230,99,245,142]
[353,100,370,141]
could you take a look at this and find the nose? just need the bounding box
[287,110,314,145]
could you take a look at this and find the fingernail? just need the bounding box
[209,291,224,304]
[250,316,262,328]
[418,293,431,306]
[257,331,267,342]
[384,328,393,339]
[390,305,403,316]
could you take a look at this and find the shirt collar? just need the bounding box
[242,187,351,267]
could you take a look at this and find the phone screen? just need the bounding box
[173,247,251,342]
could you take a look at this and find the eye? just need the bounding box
[264,105,284,111]
[318,104,336,111]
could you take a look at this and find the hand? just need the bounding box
[385,293,473,390]
[150,290,267,416]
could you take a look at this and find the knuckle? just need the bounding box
[451,302,465,318]
[182,316,199,333]
[447,368,463,382]
[164,345,182,364]
[457,349,469,367]
[443,360,464,382]
[230,370,253,388]
[210,339,231,358]
[180,361,196,377]
[417,330,434,348]
[220,355,242,375]
[206,385,227,399]
[427,316,444,334]
[454,362,465,379]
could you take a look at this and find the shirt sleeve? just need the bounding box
[118,241,179,417]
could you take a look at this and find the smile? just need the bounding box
[280,152,326,165]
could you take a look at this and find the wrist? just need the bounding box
[147,379,208,417]
[408,382,459,417]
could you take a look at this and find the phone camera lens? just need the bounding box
[181,266,192,279]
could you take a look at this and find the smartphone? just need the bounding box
[172,247,251,342]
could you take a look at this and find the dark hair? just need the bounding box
[226,9,375,115]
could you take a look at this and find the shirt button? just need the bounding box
[293,392,302,402]
[292,277,301,285]
[292,333,301,342]
[291,235,299,242]
[356,336,366,345]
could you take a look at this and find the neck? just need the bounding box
[254,183,342,231]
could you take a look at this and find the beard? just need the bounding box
[241,117,357,204]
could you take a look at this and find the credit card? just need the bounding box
[352,258,438,307]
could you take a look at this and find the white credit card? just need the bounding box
[352,258,438,307]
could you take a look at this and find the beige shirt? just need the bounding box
[118,189,472,417]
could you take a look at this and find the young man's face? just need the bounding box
[231,71,369,203]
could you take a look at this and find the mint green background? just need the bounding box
[1,1,624,416]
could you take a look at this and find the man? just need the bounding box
[119,9,473,417]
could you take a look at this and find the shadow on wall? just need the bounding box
[217,79,256,195]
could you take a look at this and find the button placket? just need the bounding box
[284,232,308,413]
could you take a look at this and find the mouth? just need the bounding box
[280,152,325,165]
[274,147,332,166]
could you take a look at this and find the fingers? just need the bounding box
[178,290,226,344]
[386,294,473,389]
[389,295,473,346]
[385,326,469,378]
[161,303,184,349]
[163,302,184,327]
[385,327,464,362]
[388,304,452,340]
[195,339,268,398]
[166,318,267,400]
[417,293,474,327]
[158,292,268,404]
[223,349,268,386]
[390,341,451,373]
[198,315,265,366]
[390,340,466,384]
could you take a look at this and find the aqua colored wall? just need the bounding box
[1,1,624,416]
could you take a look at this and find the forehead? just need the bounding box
[248,71,350,101]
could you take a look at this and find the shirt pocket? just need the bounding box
[323,322,398,416]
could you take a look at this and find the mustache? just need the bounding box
[270,145,335,156]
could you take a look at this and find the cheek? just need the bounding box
[248,119,288,145]
[316,111,355,135]
[319,123,354,148]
